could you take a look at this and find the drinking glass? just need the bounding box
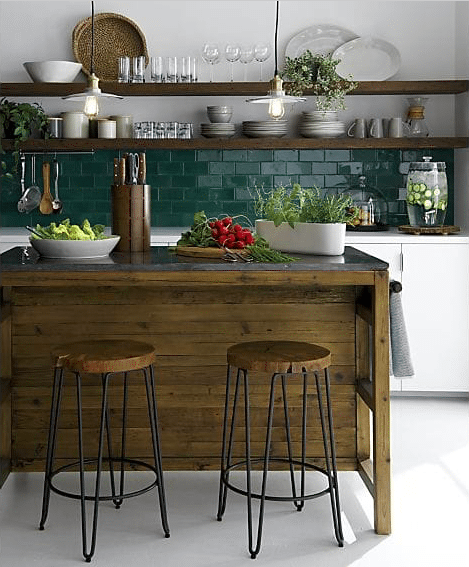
[254,43,272,81]
[201,43,220,82]
[166,57,178,83]
[150,56,164,83]
[190,57,199,82]
[239,45,254,81]
[131,56,145,83]
[225,44,241,82]
[180,57,191,83]
[118,56,130,83]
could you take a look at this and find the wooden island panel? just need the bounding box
[10,283,357,472]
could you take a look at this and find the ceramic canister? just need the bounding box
[110,115,133,138]
[61,111,89,138]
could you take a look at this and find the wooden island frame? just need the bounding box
[0,246,390,535]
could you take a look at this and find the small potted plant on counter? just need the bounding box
[0,98,50,171]
[282,50,357,112]
[254,183,357,255]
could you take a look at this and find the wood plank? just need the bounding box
[356,393,371,463]
[358,458,374,497]
[0,286,12,487]
[357,380,374,411]
[2,79,467,97]
[372,270,391,535]
[2,137,467,152]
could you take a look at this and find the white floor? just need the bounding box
[1,397,468,567]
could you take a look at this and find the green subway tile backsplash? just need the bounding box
[0,149,454,227]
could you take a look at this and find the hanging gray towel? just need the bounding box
[389,281,414,378]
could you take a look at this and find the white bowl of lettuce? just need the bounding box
[29,219,120,259]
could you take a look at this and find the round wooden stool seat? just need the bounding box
[51,339,157,374]
[227,340,331,373]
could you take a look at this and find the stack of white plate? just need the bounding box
[299,111,346,138]
[200,123,236,138]
[242,120,288,138]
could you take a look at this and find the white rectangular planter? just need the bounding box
[255,220,346,255]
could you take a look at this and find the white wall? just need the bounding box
[0,0,462,135]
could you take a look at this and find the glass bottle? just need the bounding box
[406,97,429,137]
[406,156,448,226]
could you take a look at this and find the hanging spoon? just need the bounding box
[39,161,53,215]
[52,158,63,214]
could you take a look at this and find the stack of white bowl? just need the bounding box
[242,120,288,138]
[200,106,236,138]
[299,111,346,138]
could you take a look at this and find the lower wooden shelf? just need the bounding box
[1,137,468,151]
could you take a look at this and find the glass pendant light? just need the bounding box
[246,1,305,119]
[63,1,122,117]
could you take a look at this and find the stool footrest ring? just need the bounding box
[48,457,159,501]
[221,457,332,502]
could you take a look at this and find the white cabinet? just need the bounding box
[352,241,469,393]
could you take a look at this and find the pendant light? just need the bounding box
[63,1,122,117]
[246,1,305,119]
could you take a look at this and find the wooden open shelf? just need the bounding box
[1,80,468,98]
[2,136,467,151]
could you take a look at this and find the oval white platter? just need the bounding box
[285,24,358,59]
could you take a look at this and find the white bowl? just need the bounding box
[23,61,82,83]
[29,236,120,258]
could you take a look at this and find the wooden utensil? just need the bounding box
[39,161,53,215]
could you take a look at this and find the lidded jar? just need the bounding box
[342,176,389,230]
[406,156,448,226]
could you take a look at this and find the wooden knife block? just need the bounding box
[111,184,151,252]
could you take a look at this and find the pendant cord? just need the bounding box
[274,0,279,76]
[90,1,95,75]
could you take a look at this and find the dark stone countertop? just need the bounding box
[0,246,388,273]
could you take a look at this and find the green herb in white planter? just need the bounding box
[254,184,358,255]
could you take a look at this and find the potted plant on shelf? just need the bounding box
[281,50,358,111]
[254,183,357,255]
[0,98,50,172]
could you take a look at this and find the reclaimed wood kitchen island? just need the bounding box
[0,245,390,534]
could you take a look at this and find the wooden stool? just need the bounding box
[216,341,344,559]
[39,339,170,562]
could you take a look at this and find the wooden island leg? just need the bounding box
[372,270,391,534]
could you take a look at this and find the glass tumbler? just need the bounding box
[178,123,193,139]
[118,56,130,83]
[180,57,191,83]
[165,122,178,138]
[132,56,145,83]
[150,56,164,83]
[166,57,178,83]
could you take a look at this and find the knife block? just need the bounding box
[111,184,151,252]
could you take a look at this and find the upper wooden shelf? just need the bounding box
[1,80,468,97]
[2,137,467,151]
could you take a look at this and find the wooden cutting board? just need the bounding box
[398,225,460,235]
[175,246,247,258]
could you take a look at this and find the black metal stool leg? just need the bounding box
[217,365,241,521]
[144,365,170,538]
[78,372,110,562]
[247,372,278,560]
[113,372,128,509]
[102,374,119,509]
[280,373,301,510]
[324,368,344,545]
[314,371,344,547]
[39,367,64,530]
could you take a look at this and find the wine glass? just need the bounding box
[225,44,241,82]
[239,45,254,82]
[201,43,220,82]
[254,43,272,81]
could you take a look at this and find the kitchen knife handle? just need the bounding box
[118,158,126,185]
[138,153,146,184]
[113,158,119,184]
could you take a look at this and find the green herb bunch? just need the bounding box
[282,51,358,111]
[0,98,50,173]
[254,183,358,227]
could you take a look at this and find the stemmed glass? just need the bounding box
[201,43,220,82]
[225,44,241,82]
[239,45,254,82]
[254,43,272,81]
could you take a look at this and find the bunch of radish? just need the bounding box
[209,216,255,249]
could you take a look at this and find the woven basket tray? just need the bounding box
[72,12,149,81]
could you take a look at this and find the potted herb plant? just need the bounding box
[254,183,357,255]
[282,51,357,111]
[0,98,50,172]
